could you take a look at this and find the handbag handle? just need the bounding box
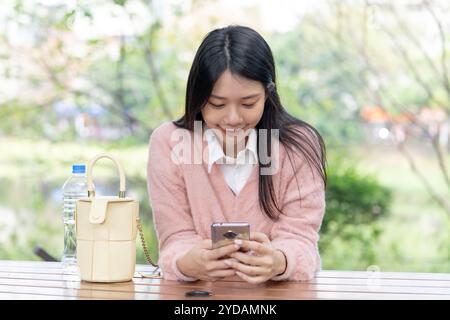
[87,153,126,198]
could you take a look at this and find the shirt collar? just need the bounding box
[205,127,258,173]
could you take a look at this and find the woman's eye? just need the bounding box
[209,102,225,108]
[242,103,255,108]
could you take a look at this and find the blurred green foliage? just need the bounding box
[320,157,392,268]
[323,160,392,234]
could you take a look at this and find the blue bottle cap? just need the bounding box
[72,164,86,174]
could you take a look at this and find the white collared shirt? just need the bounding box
[205,128,258,196]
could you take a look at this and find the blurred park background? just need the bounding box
[1,0,450,273]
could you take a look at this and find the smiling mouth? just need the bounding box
[219,127,246,136]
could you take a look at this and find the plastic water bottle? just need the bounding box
[62,164,88,272]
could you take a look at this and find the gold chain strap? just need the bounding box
[136,218,158,267]
[136,218,162,278]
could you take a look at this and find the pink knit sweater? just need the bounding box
[146,121,325,281]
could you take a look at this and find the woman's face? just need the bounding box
[201,70,266,156]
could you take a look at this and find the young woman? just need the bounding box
[147,25,326,284]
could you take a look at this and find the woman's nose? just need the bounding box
[225,106,243,126]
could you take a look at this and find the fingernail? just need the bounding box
[234,239,242,246]
[224,260,232,266]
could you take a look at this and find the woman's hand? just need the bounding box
[176,239,240,281]
[226,232,287,284]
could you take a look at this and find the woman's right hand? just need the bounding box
[176,239,240,281]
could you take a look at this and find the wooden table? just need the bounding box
[0,260,450,300]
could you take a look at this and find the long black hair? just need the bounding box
[174,25,326,221]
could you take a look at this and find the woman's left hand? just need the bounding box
[225,232,287,284]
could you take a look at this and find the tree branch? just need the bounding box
[422,0,450,103]
[115,35,138,133]
[144,45,174,120]
[320,0,450,215]
[398,140,450,216]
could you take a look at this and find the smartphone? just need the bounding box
[211,222,250,249]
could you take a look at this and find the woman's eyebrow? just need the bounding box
[210,93,261,100]
[210,94,227,100]
[241,93,261,99]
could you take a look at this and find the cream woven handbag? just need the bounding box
[75,153,159,282]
